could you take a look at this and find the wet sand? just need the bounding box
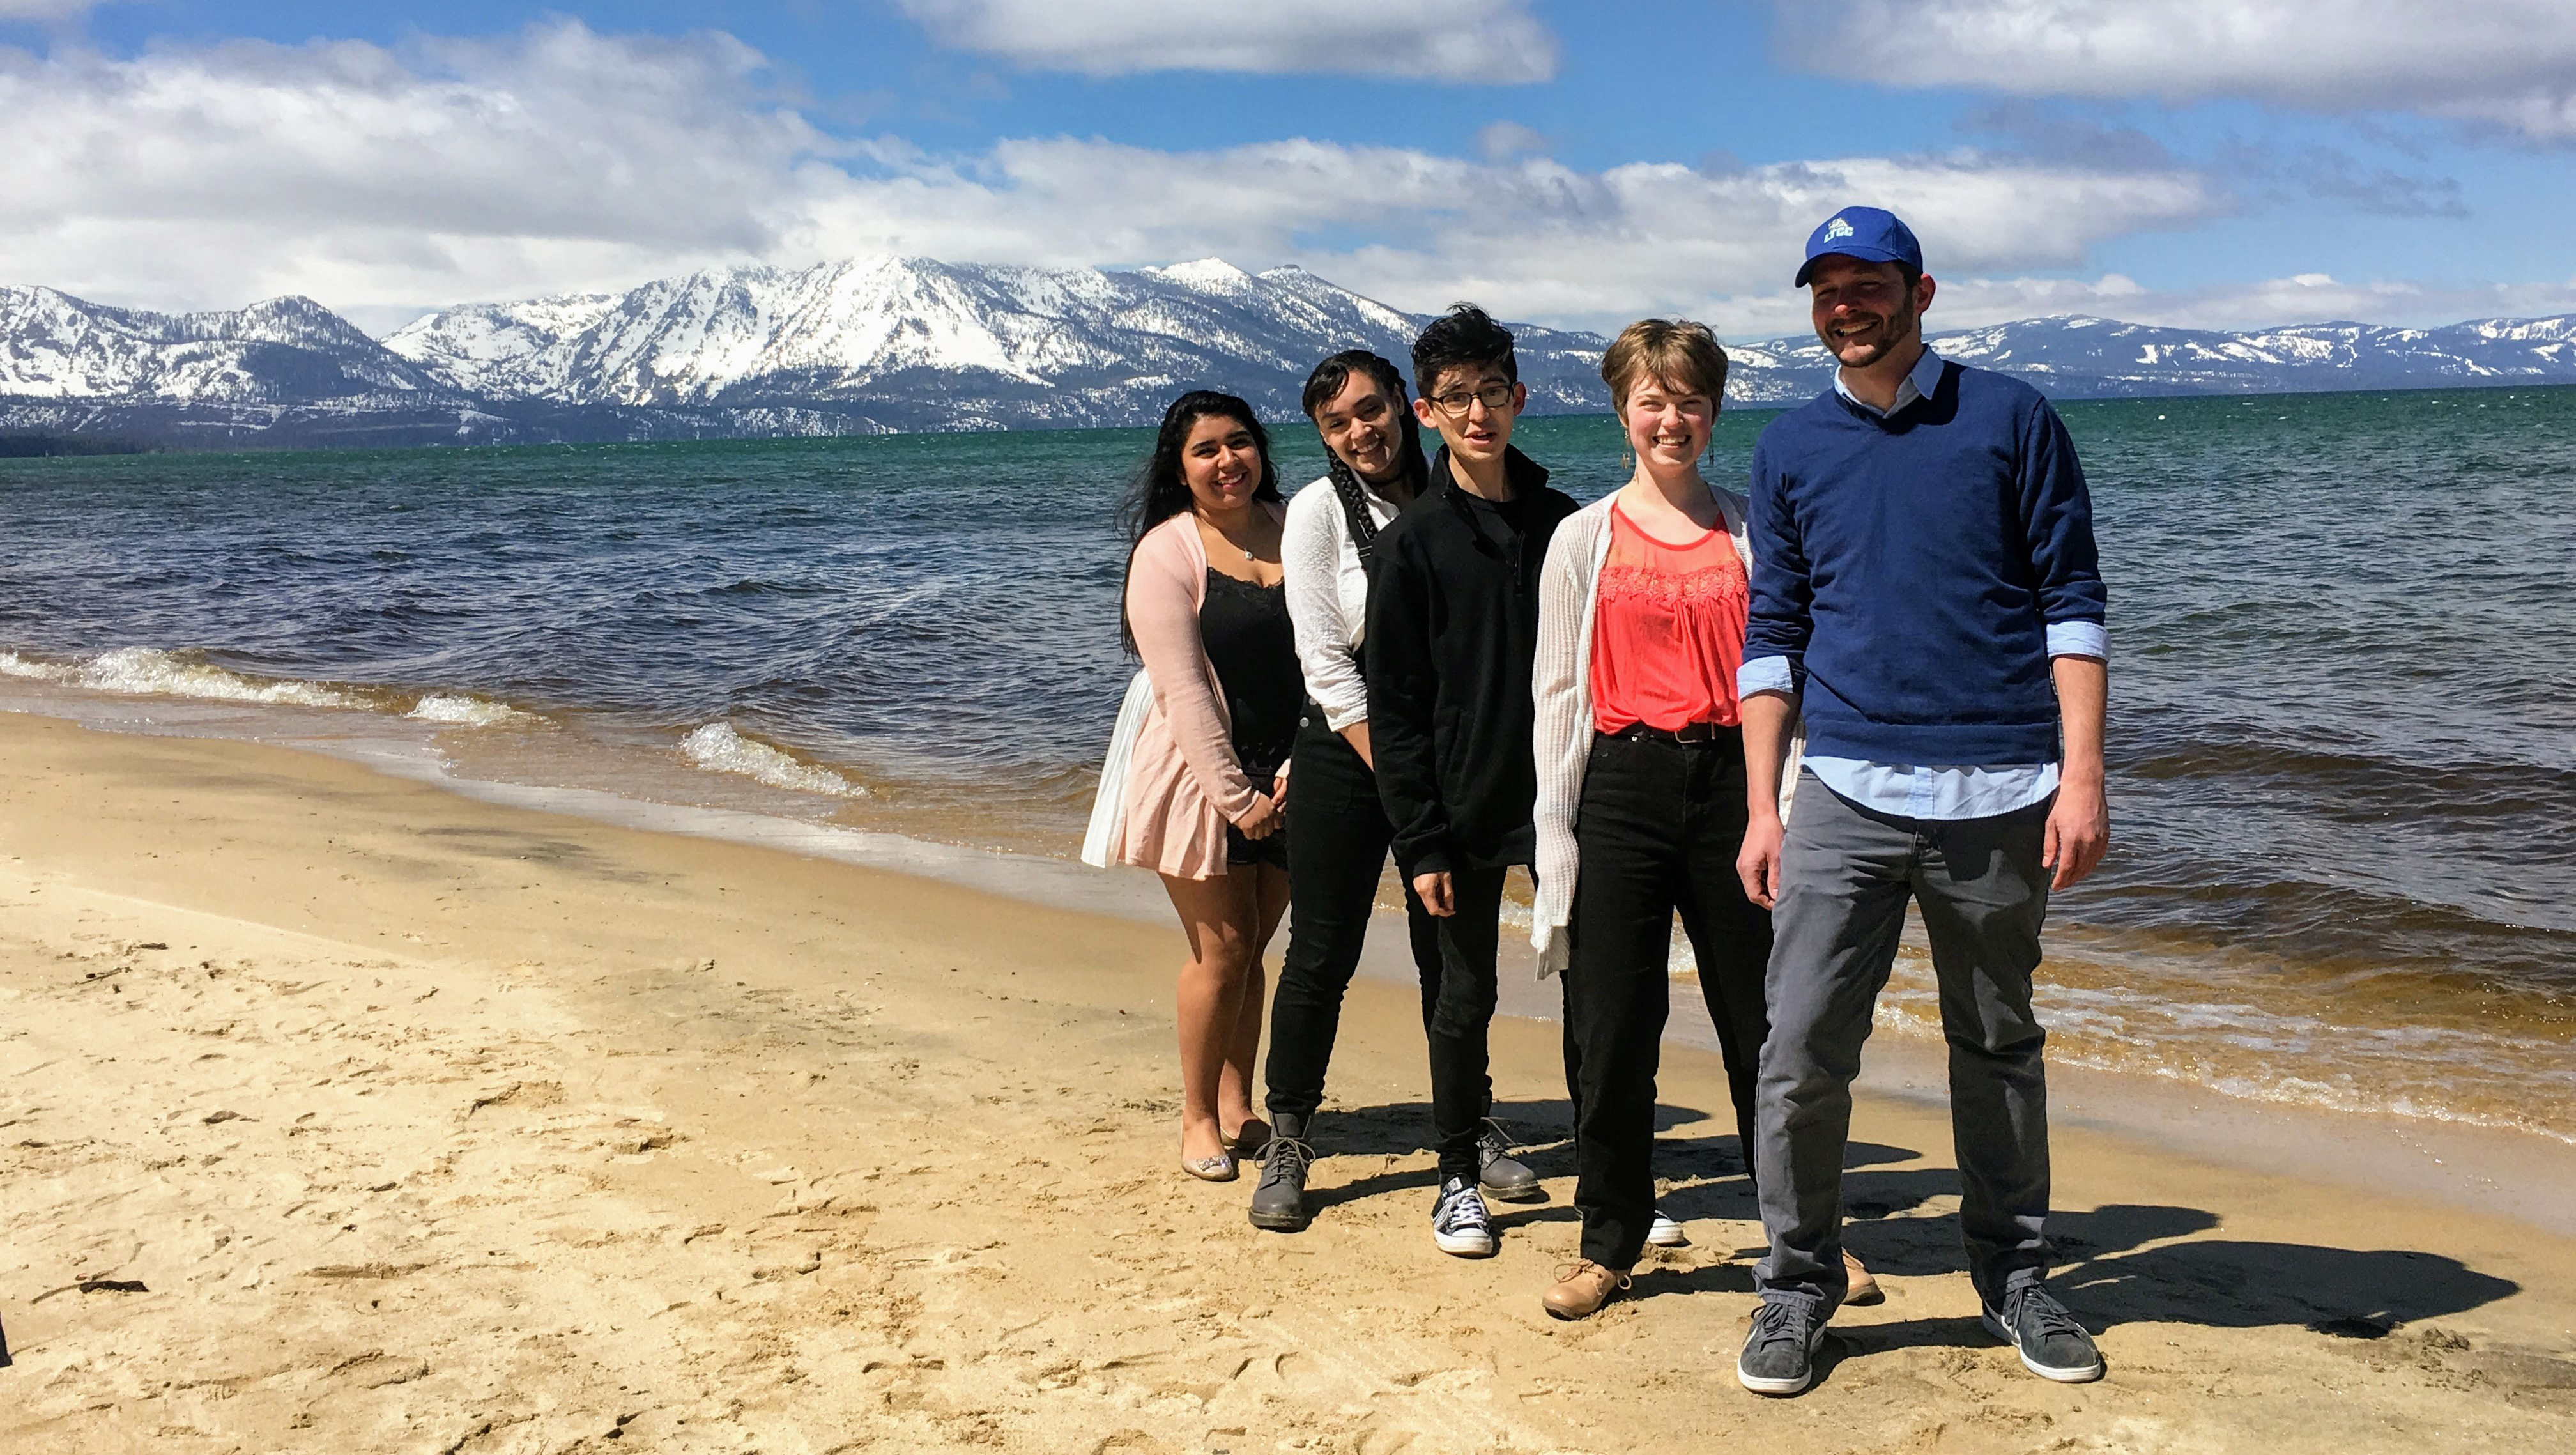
[4,711,2574,1452]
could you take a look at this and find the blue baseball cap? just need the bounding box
[1794,206,1923,288]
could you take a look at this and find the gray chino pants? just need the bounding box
[1753,773,2055,1314]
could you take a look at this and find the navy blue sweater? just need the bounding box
[1744,360,2106,766]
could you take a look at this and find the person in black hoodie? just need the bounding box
[1365,304,1577,1259]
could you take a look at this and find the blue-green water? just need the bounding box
[3,388,2572,1138]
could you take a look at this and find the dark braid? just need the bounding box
[1324,452,1384,567]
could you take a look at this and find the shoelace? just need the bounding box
[1436,1184,1491,1232]
[1478,1116,1515,1154]
[2005,1290,2087,1343]
[1748,1299,1815,1351]
[1552,1260,1632,1291]
[1259,1137,1314,1185]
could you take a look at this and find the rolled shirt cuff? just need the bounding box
[1736,654,1797,699]
[2046,620,2108,661]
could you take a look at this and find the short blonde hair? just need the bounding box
[1599,318,1729,414]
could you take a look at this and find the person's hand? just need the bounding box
[1270,763,1291,810]
[2043,776,2110,891]
[1237,793,1282,840]
[1736,812,1785,909]
[1342,721,1374,770]
[1412,870,1455,917]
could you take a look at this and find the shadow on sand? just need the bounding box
[1289,1100,2524,1390]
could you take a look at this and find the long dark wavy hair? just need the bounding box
[1119,389,1280,652]
[1300,350,1430,565]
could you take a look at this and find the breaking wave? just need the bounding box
[3,646,364,708]
[408,693,541,727]
[679,722,867,798]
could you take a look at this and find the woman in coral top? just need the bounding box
[1528,320,1869,1319]
[1110,390,1300,1181]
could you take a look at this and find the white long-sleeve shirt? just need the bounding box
[1282,473,1404,731]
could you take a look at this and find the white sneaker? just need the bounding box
[1431,1176,1496,1257]
[1646,1210,1688,1247]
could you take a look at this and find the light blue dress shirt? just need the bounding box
[1735,346,2107,822]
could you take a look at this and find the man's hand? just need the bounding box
[1412,870,1455,917]
[2044,652,2110,891]
[2042,776,2109,891]
[1736,812,1786,909]
[1736,691,1798,909]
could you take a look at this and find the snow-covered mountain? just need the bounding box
[0,286,441,403]
[6,258,2576,449]
[1722,314,2576,401]
[379,256,1612,428]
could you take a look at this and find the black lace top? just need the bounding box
[1199,568,1301,782]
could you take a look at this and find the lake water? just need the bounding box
[4,385,2572,1144]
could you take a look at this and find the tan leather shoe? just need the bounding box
[1542,1259,1631,1320]
[1843,1248,1883,1305]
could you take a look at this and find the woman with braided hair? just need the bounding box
[1248,351,1540,1235]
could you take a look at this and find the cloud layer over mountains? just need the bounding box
[1773,1,2576,142]
[1,7,2570,337]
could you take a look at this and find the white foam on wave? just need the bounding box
[680,723,867,799]
[12,646,367,708]
[409,693,540,728]
[0,650,71,681]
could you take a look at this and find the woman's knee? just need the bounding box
[1189,925,1260,980]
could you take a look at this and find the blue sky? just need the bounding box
[4,1,2572,337]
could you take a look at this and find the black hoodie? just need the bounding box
[1363,445,1576,877]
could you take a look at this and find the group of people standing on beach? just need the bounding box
[1085,207,2112,1396]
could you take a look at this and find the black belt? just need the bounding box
[1609,721,1738,746]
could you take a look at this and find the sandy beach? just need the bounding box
[4,711,2573,1454]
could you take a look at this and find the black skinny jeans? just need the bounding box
[1264,713,1496,1182]
[1561,727,1773,1269]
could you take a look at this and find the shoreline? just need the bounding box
[4,711,2575,1450]
[10,677,2575,1242]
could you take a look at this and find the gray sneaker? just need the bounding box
[1982,1286,2104,1383]
[1476,1118,1542,1203]
[1737,1298,1829,1396]
[1248,1114,1313,1233]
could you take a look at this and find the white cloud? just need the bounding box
[1772,1,2576,141]
[0,19,2552,340]
[0,1,102,19]
[778,140,2225,334]
[0,24,846,319]
[1476,120,1549,162]
[0,21,2221,331]
[890,0,1558,82]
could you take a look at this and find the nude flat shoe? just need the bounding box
[1181,1150,1238,1182]
[1223,1118,1272,1157]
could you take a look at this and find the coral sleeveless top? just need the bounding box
[1587,502,1751,734]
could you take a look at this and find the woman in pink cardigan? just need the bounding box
[1111,391,1300,1180]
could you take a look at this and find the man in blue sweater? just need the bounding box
[1731,208,2112,1396]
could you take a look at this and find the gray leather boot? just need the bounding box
[1247,1112,1315,1231]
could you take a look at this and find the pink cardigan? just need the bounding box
[1112,509,1283,879]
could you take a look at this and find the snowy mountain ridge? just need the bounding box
[6,258,2576,448]
[0,285,441,403]
[378,255,1609,426]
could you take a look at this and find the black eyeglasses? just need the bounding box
[1429,383,1515,417]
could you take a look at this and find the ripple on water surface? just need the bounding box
[2,394,2572,1141]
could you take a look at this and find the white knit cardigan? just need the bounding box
[1529,488,1805,975]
